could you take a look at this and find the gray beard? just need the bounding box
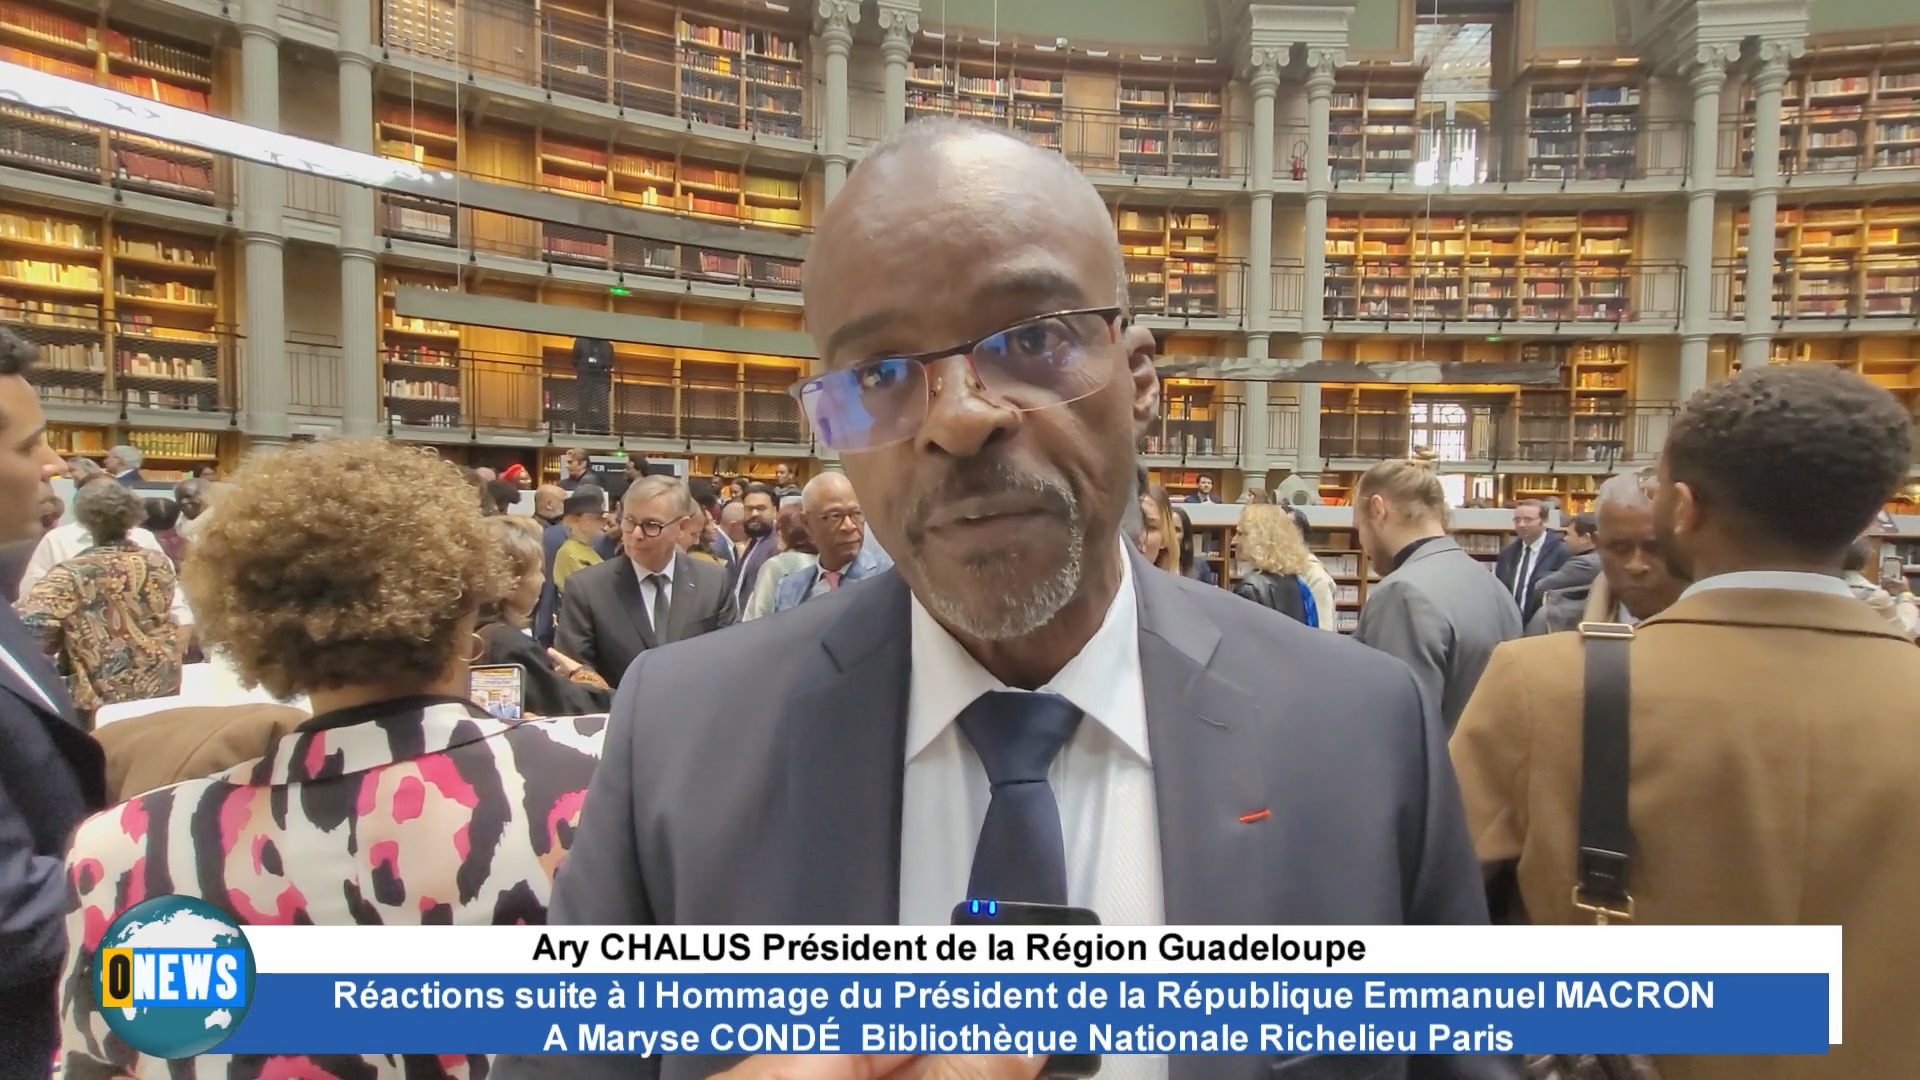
[919,516,1085,642]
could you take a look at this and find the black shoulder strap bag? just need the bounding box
[1526,622,1660,1080]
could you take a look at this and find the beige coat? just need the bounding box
[94,702,308,803]
[1452,588,1920,1080]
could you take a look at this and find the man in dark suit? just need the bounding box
[0,328,104,1079]
[555,474,736,688]
[727,482,779,606]
[505,122,1500,1080]
[1181,473,1218,503]
[1493,499,1567,624]
[102,444,143,486]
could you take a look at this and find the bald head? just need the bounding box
[806,120,1127,359]
[801,470,854,512]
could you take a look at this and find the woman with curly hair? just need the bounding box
[1230,502,1338,630]
[58,439,606,1080]
[17,481,181,725]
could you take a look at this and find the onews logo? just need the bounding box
[92,896,256,1058]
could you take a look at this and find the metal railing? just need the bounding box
[1720,255,1920,320]
[1137,398,1244,462]
[381,347,812,446]
[0,104,232,206]
[285,171,343,224]
[1726,102,1920,177]
[381,0,814,142]
[12,315,238,416]
[280,0,340,30]
[1272,261,1305,318]
[1266,401,1300,458]
[1054,108,1249,180]
[1323,261,1684,326]
[1317,398,1676,466]
[1326,117,1691,188]
[287,341,345,417]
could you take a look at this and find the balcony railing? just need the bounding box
[1319,399,1676,466]
[0,104,231,207]
[382,348,812,446]
[1056,109,1249,180]
[1137,399,1244,462]
[12,315,238,416]
[1272,260,1305,317]
[380,0,813,141]
[1326,117,1690,188]
[1267,401,1300,458]
[285,170,343,224]
[280,0,340,30]
[1722,255,1920,320]
[1128,258,1247,321]
[287,341,345,417]
[1729,102,1920,178]
[1324,261,1684,326]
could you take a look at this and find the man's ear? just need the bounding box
[1671,480,1700,539]
[1125,322,1159,435]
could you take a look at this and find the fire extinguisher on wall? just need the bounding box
[1290,140,1307,181]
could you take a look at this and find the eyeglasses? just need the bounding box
[813,507,864,528]
[791,306,1124,453]
[621,514,688,538]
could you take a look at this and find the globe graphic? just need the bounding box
[94,895,255,1059]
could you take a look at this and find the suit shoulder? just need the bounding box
[1167,573,1412,683]
[687,555,730,589]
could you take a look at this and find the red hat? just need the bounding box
[501,463,530,485]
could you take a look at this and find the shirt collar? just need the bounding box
[905,544,1146,764]
[1392,535,1444,572]
[1680,569,1855,602]
[633,550,677,584]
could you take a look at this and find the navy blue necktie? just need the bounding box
[957,691,1084,905]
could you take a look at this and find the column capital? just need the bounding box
[1752,37,1803,84]
[1686,42,1738,86]
[815,0,859,47]
[876,3,919,40]
[1304,47,1343,89]
[237,0,280,38]
[1243,46,1287,94]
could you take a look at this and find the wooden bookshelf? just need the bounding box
[907,47,1064,149]
[0,204,225,413]
[0,0,217,201]
[1735,201,1920,320]
[1114,206,1222,316]
[1521,65,1643,181]
[1327,69,1422,183]
[377,98,461,244]
[1745,50,1920,174]
[1515,340,1635,464]
[380,270,464,428]
[1771,335,1920,420]
[1116,77,1225,177]
[1325,209,1635,322]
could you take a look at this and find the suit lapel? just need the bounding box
[608,556,659,650]
[662,554,696,644]
[779,574,912,924]
[0,603,71,722]
[1131,551,1270,925]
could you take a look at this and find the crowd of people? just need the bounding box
[1,118,1918,1080]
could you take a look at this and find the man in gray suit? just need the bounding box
[1353,459,1522,733]
[505,120,1501,1080]
[770,471,891,614]
[554,475,735,688]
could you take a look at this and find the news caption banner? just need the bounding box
[129,922,1841,1059]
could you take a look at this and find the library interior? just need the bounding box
[0,0,1917,631]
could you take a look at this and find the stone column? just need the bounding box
[1741,40,1798,370]
[338,0,381,436]
[817,0,858,201]
[1240,48,1284,478]
[877,7,917,135]
[1296,48,1341,478]
[239,0,288,442]
[1679,44,1733,400]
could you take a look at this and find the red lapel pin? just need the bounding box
[1238,809,1271,824]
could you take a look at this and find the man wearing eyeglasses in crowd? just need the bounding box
[771,471,892,614]
[508,119,1498,1080]
[553,474,735,689]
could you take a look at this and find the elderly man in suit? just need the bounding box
[0,328,103,1079]
[1454,365,1920,1079]
[1353,458,1522,733]
[555,474,735,688]
[503,119,1501,1080]
[770,471,890,614]
[1493,499,1566,624]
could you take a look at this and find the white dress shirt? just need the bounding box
[1680,569,1855,601]
[899,548,1165,1080]
[19,521,192,625]
[1511,534,1544,603]
[632,553,675,631]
